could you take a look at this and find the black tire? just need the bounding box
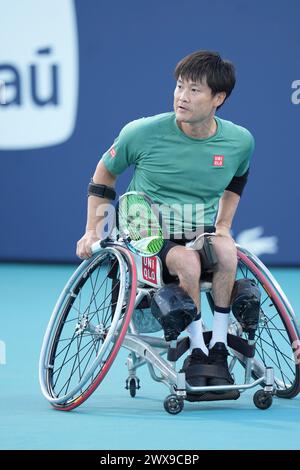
[129,378,137,397]
[40,247,137,411]
[253,390,273,410]
[163,395,184,415]
[236,250,300,399]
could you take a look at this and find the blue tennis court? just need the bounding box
[1,263,299,450]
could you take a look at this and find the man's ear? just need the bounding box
[214,91,226,107]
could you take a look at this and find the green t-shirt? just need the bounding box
[101,112,254,234]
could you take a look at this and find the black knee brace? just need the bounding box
[231,279,261,332]
[151,284,198,341]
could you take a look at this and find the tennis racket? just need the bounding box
[117,191,166,257]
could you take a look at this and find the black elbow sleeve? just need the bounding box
[87,179,116,200]
[225,168,249,196]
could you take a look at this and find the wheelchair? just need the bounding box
[39,236,300,414]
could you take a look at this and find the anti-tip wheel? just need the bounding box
[163,394,184,415]
[253,390,273,410]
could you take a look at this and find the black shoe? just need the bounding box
[181,348,210,387]
[207,342,234,392]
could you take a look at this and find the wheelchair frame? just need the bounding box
[39,239,300,414]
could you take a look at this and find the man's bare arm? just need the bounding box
[215,190,240,237]
[77,161,117,259]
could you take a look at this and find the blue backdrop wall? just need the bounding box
[0,0,299,264]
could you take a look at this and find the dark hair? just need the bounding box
[174,50,236,109]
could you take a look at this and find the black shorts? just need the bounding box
[158,226,216,284]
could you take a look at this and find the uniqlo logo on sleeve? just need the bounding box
[213,155,224,167]
[109,147,116,158]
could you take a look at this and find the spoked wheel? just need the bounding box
[39,246,137,411]
[235,247,300,398]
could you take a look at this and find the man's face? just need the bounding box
[173,76,225,124]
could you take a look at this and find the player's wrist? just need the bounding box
[85,228,97,235]
[215,222,231,230]
[215,223,232,237]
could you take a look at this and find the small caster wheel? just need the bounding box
[125,377,140,397]
[253,390,273,409]
[164,394,184,415]
[129,378,137,397]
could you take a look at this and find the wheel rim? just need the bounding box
[165,396,182,413]
[42,248,135,407]
[236,252,300,398]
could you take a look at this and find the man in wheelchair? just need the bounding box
[77,50,255,392]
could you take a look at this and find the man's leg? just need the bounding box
[210,235,237,347]
[165,245,208,355]
[166,245,200,308]
[207,235,237,389]
[165,245,209,387]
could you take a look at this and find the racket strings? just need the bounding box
[118,194,164,254]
